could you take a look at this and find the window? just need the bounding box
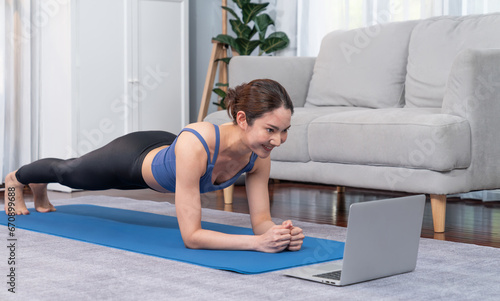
[272,0,500,56]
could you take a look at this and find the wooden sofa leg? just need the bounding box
[223,184,234,204]
[430,194,447,233]
[337,186,345,193]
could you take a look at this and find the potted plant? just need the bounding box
[211,0,290,108]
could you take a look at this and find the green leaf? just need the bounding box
[212,88,227,98]
[213,34,238,50]
[235,38,260,55]
[212,85,227,109]
[249,26,258,40]
[255,13,274,40]
[233,0,250,10]
[215,57,232,64]
[215,83,229,87]
[215,1,289,57]
[229,19,253,39]
[222,6,240,21]
[260,31,290,54]
[231,43,242,55]
[212,101,226,109]
[242,3,269,25]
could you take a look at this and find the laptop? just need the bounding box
[284,195,426,286]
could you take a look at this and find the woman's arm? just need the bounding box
[246,156,305,251]
[174,130,291,252]
[245,156,275,235]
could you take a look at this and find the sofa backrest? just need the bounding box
[228,56,315,108]
[405,13,500,108]
[305,13,500,109]
[305,20,418,108]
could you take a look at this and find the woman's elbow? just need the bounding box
[183,241,201,250]
[182,234,202,250]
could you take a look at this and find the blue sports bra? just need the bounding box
[151,124,259,193]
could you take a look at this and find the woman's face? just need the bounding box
[242,106,292,158]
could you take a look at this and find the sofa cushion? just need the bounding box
[305,20,418,108]
[308,108,471,172]
[271,107,369,162]
[405,13,500,108]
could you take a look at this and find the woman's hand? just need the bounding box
[282,220,305,251]
[255,220,305,253]
[256,224,293,253]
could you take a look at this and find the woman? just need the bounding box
[4,79,304,253]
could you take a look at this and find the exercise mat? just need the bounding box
[1,205,344,274]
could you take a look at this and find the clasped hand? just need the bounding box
[258,220,304,253]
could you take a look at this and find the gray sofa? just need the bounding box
[204,13,500,233]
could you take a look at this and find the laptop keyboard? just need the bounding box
[313,270,342,280]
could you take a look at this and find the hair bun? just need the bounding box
[225,85,242,120]
[224,79,293,125]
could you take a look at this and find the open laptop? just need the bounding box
[284,195,426,286]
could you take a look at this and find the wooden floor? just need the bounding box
[3,181,500,248]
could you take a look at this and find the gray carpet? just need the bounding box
[1,196,499,301]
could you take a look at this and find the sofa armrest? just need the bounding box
[442,48,500,189]
[229,56,316,108]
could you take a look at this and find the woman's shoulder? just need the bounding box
[182,122,217,140]
[184,121,214,132]
[183,122,231,137]
[180,121,232,149]
[175,123,213,159]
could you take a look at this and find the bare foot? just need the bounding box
[4,171,30,215]
[29,183,56,213]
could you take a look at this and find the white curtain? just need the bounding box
[272,0,500,57]
[1,0,39,183]
[0,1,5,182]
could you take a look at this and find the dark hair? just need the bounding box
[225,79,293,125]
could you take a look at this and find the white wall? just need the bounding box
[188,0,223,122]
[38,1,74,161]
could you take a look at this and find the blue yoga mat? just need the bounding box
[1,205,344,274]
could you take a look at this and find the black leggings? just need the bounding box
[15,131,177,190]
